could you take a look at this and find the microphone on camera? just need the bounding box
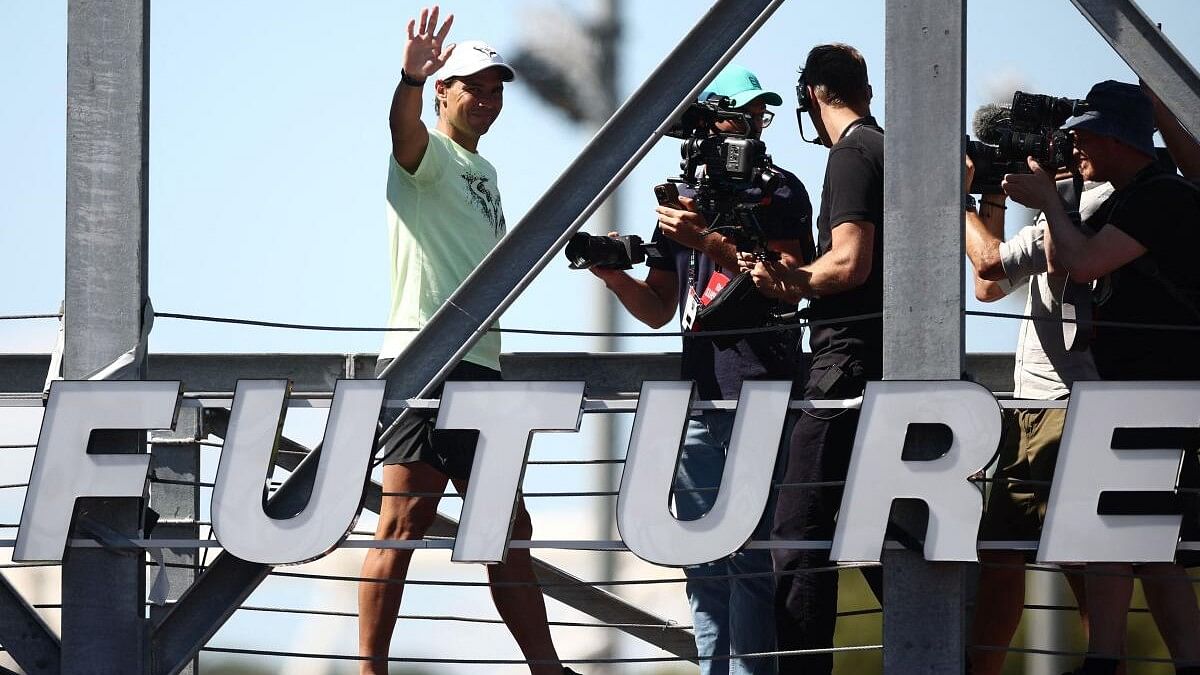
[972,103,1010,144]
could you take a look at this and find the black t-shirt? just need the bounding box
[648,166,815,400]
[806,118,885,389]
[1088,164,1200,380]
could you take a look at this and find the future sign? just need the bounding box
[13,379,1200,567]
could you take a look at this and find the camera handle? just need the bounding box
[702,204,776,261]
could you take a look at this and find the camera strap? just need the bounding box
[1057,175,1093,352]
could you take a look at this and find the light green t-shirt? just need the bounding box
[380,128,506,371]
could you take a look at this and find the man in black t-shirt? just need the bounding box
[591,64,813,674]
[1003,79,1200,675]
[739,43,883,675]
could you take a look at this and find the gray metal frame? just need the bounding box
[60,1,151,673]
[2,0,1198,673]
[881,1,970,672]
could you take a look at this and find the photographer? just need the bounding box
[590,64,813,674]
[965,82,1200,675]
[739,43,883,675]
[1002,80,1200,675]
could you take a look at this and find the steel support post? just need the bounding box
[882,0,970,673]
[148,406,202,675]
[63,0,151,673]
[150,3,782,671]
[1070,0,1200,137]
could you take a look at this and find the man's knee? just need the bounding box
[375,498,439,540]
[510,504,533,541]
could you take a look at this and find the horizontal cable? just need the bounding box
[966,309,1200,333]
[0,313,60,321]
[233,602,877,624]
[971,643,1199,666]
[155,310,881,339]
[1023,602,1150,615]
[201,643,883,665]
[235,604,695,629]
[983,560,1200,582]
[0,483,28,490]
[378,480,853,500]
[0,444,36,450]
[271,562,878,589]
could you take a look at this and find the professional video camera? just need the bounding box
[564,232,657,271]
[664,95,784,255]
[966,91,1089,194]
[564,95,782,270]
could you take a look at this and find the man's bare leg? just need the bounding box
[1079,562,1134,673]
[451,483,563,675]
[358,462,448,675]
[1139,562,1200,665]
[970,551,1027,675]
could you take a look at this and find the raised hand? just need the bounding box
[404,6,455,80]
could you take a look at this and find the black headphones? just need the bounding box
[795,68,812,113]
[795,69,823,145]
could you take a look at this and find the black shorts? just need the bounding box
[375,358,502,480]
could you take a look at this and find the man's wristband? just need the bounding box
[400,69,426,87]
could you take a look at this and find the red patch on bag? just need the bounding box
[700,272,730,305]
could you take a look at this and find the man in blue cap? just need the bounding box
[590,64,814,674]
[1003,79,1200,675]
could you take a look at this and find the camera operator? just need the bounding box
[964,82,1200,675]
[590,64,813,674]
[738,43,883,675]
[1001,80,1200,675]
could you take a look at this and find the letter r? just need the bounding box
[831,381,1000,563]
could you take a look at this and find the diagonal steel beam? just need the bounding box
[150,2,778,671]
[1070,0,1200,136]
[0,573,60,674]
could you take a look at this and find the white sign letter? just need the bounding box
[1038,382,1200,563]
[15,380,181,562]
[211,379,385,565]
[441,381,585,564]
[831,381,1000,563]
[617,380,791,567]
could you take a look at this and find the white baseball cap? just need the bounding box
[437,40,516,82]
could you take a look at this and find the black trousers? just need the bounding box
[772,364,882,674]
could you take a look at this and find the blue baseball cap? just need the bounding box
[1061,80,1156,158]
[699,64,783,108]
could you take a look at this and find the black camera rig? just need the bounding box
[565,95,784,270]
[967,91,1089,194]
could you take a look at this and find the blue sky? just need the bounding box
[2,1,1200,672]
[3,0,1197,360]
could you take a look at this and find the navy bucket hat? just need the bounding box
[1061,80,1156,158]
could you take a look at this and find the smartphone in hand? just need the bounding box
[654,182,682,209]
